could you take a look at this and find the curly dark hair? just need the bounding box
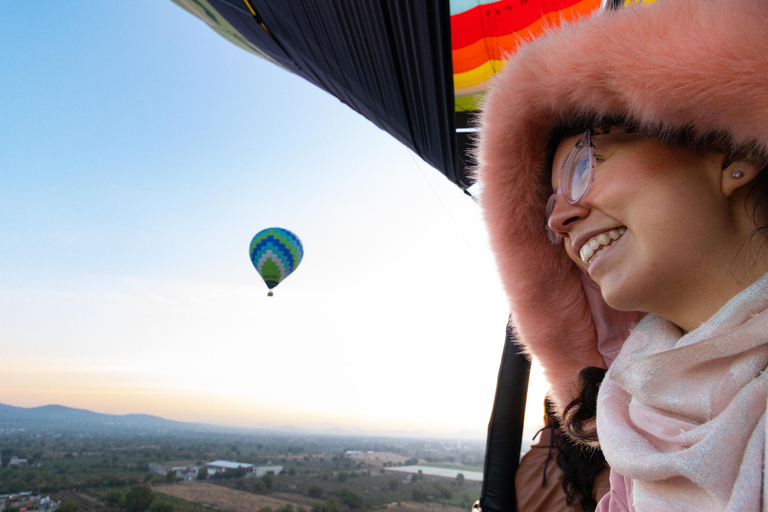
[556,426,608,511]
[545,396,609,512]
[560,367,606,445]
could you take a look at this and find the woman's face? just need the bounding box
[547,130,732,316]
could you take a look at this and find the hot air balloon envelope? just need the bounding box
[249,228,303,292]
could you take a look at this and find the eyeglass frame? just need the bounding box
[545,129,596,245]
[544,127,742,245]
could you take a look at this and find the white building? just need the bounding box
[254,465,283,477]
[205,460,255,475]
[203,461,283,478]
[148,462,199,481]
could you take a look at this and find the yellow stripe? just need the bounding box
[453,59,506,90]
[242,0,257,17]
[454,82,490,96]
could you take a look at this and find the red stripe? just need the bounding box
[451,0,586,50]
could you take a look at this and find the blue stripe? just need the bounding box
[252,236,297,270]
[450,0,499,16]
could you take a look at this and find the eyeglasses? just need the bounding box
[545,129,596,245]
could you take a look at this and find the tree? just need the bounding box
[262,471,274,489]
[222,467,247,479]
[325,497,342,512]
[197,467,208,480]
[125,485,155,512]
[456,473,465,487]
[253,480,267,493]
[339,490,364,510]
[58,502,80,512]
[1,449,13,468]
[105,490,124,506]
[433,483,453,500]
[307,485,323,498]
[411,489,427,503]
[336,472,347,483]
[404,458,418,466]
[388,479,399,491]
[165,470,177,482]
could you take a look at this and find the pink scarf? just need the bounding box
[597,274,768,511]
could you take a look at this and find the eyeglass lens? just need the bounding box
[563,131,594,203]
[545,194,562,244]
[545,130,594,244]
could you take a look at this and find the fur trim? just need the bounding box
[476,0,768,411]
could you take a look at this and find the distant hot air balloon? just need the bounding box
[249,228,303,296]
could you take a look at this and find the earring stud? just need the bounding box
[732,171,744,179]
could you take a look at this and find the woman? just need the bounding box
[476,0,768,510]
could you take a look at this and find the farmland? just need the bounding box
[1,425,484,511]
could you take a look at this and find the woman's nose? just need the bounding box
[547,196,590,238]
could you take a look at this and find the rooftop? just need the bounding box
[206,460,254,469]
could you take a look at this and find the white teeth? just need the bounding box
[579,228,626,265]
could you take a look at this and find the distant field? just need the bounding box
[50,491,106,512]
[422,463,484,472]
[346,451,409,465]
[154,482,318,511]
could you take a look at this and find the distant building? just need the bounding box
[148,462,199,481]
[0,492,57,511]
[8,456,28,468]
[204,461,282,478]
[39,496,60,511]
[205,460,254,476]
[254,465,283,477]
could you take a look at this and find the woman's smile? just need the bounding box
[586,229,627,275]
[577,227,626,266]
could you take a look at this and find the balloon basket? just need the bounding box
[268,291,273,297]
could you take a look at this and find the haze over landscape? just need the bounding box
[0,3,549,440]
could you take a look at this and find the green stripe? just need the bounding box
[455,92,485,112]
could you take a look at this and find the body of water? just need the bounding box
[384,465,483,482]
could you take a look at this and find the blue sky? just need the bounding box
[0,2,548,438]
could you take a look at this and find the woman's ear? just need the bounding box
[721,157,763,197]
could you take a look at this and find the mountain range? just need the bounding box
[0,403,484,440]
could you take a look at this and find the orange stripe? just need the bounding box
[451,0,600,74]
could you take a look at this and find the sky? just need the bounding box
[0,2,549,439]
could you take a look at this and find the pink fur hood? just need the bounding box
[476,0,768,411]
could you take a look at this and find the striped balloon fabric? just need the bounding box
[450,0,601,112]
[249,228,304,295]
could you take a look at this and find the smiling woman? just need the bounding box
[476,0,768,510]
[548,128,767,330]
